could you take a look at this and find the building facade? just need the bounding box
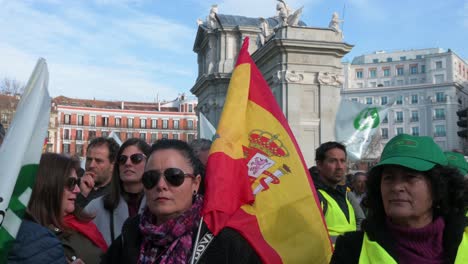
[342,48,468,153]
[49,95,198,158]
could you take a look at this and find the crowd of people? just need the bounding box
[5,133,468,263]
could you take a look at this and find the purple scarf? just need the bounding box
[137,195,203,264]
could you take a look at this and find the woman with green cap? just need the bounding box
[331,134,468,263]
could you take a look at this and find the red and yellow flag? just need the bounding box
[203,37,332,263]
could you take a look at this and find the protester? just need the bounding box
[103,139,261,263]
[189,138,212,166]
[10,153,107,264]
[351,172,367,205]
[77,137,119,207]
[313,142,357,242]
[85,138,150,245]
[332,134,468,263]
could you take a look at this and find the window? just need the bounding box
[88,130,96,140]
[128,118,134,128]
[411,127,420,136]
[140,119,146,128]
[351,98,358,102]
[396,67,404,76]
[396,127,404,135]
[188,134,195,142]
[410,78,418,84]
[397,80,404,86]
[172,134,179,140]
[400,56,406,61]
[163,119,168,129]
[366,97,373,105]
[411,111,419,122]
[421,65,426,73]
[373,59,379,63]
[140,133,146,140]
[396,95,403,105]
[76,144,83,156]
[411,95,418,104]
[356,70,363,79]
[416,55,423,59]
[436,92,445,102]
[115,118,121,127]
[434,109,445,119]
[102,117,109,127]
[126,132,133,140]
[90,116,96,127]
[187,120,194,129]
[64,114,71,124]
[383,68,390,77]
[63,143,70,154]
[162,133,169,139]
[396,111,403,123]
[1,113,8,123]
[102,131,108,138]
[76,130,83,141]
[189,105,193,112]
[434,74,444,84]
[369,69,377,78]
[151,119,157,129]
[435,61,442,69]
[410,65,418,74]
[382,116,388,123]
[64,129,70,140]
[383,80,391,87]
[381,128,388,139]
[77,115,84,125]
[370,82,377,87]
[173,120,179,129]
[381,96,388,105]
[435,125,446,137]
[386,57,392,62]
[151,133,157,142]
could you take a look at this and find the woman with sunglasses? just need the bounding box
[85,138,151,245]
[9,153,107,264]
[103,139,260,263]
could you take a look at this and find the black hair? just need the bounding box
[103,138,151,211]
[363,164,467,228]
[315,141,347,162]
[149,139,205,194]
[87,137,120,163]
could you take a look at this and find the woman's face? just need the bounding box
[119,145,146,184]
[144,149,200,224]
[61,169,80,216]
[380,165,433,228]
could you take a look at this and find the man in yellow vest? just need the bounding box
[313,141,357,244]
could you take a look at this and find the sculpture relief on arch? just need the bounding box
[275,70,304,83]
[317,72,343,86]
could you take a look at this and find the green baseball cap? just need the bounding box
[444,151,468,175]
[375,134,448,171]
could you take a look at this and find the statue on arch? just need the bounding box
[257,18,271,47]
[329,12,344,33]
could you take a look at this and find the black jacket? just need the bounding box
[331,213,468,264]
[101,215,262,264]
[312,171,350,221]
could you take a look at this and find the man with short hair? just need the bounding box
[313,141,356,243]
[351,172,367,204]
[76,137,119,207]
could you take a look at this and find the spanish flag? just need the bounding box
[203,38,332,263]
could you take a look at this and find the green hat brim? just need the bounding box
[376,156,437,171]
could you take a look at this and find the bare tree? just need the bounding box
[0,78,25,95]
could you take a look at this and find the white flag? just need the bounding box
[0,58,51,257]
[335,99,393,161]
[199,112,216,140]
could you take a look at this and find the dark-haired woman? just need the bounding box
[103,139,260,264]
[85,138,150,245]
[331,134,468,263]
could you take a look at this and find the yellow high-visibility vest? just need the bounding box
[318,189,356,237]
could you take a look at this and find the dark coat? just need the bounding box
[52,227,105,264]
[101,215,262,264]
[8,219,66,264]
[331,213,468,264]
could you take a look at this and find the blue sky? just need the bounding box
[0,0,466,102]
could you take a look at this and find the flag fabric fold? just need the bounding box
[0,58,51,260]
[203,38,332,263]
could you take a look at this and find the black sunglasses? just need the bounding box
[142,168,195,189]
[66,177,80,191]
[118,153,147,165]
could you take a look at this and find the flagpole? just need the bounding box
[190,216,204,264]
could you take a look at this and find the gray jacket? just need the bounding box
[84,195,146,245]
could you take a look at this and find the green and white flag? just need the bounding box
[0,58,51,260]
[199,112,216,140]
[335,99,393,161]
